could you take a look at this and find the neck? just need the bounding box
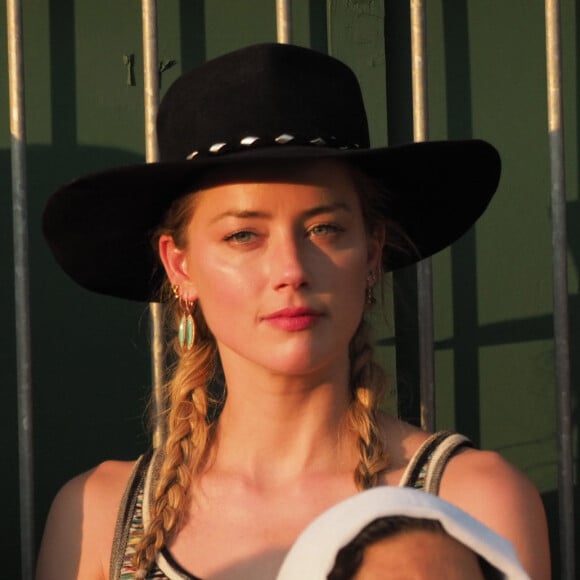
[209,354,357,485]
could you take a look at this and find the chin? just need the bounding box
[263,347,347,379]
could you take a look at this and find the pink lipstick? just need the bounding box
[262,307,321,331]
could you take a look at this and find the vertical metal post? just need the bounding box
[410,0,435,432]
[7,0,35,577]
[276,0,292,44]
[544,1,575,578]
[142,0,165,449]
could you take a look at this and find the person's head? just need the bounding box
[276,487,530,580]
[328,516,499,580]
[44,43,500,304]
[42,43,501,574]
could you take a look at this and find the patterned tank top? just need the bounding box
[111,431,471,579]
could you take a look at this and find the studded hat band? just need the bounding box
[185,133,362,160]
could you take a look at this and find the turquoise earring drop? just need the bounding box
[172,284,196,350]
[178,308,195,350]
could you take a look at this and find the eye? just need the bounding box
[307,223,344,238]
[224,230,257,244]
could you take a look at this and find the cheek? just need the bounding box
[188,252,261,318]
[336,247,370,292]
[330,253,369,327]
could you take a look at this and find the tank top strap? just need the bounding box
[110,449,153,579]
[111,448,200,579]
[398,430,473,495]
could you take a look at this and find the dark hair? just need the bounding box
[346,164,419,268]
[327,516,502,580]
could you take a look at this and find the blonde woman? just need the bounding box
[38,43,550,579]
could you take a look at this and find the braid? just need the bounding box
[343,164,406,490]
[346,319,389,490]
[133,301,220,575]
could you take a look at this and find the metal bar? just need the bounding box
[410,0,435,431]
[7,0,35,577]
[544,1,575,578]
[141,0,165,448]
[276,0,292,44]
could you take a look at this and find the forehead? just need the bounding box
[190,159,361,212]
[359,531,484,579]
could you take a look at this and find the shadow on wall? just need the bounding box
[1,144,154,579]
[541,485,580,580]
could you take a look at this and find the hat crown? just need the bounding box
[157,43,371,161]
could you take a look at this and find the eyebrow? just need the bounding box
[303,202,352,219]
[210,202,352,224]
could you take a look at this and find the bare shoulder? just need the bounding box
[378,418,551,579]
[440,448,544,523]
[36,459,137,580]
[440,448,551,580]
[379,414,431,468]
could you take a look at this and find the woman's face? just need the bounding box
[159,160,383,379]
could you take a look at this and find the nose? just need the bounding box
[270,232,309,291]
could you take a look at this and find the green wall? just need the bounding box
[1,1,577,577]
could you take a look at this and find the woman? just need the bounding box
[37,43,550,579]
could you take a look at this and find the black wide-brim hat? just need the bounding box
[43,43,501,302]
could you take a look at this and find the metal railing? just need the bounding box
[141,0,166,450]
[7,0,34,578]
[410,0,435,433]
[545,1,575,577]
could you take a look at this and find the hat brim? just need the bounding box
[42,139,500,302]
[275,487,529,580]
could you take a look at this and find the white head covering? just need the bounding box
[276,487,530,580]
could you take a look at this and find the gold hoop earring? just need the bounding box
[172,284,196,350]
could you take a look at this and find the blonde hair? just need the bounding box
[133,163,409,573]
[347,319,389,490]
[133,293,219,574]
[133,191,224,574]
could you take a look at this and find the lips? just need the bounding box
[262,307,322,331]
